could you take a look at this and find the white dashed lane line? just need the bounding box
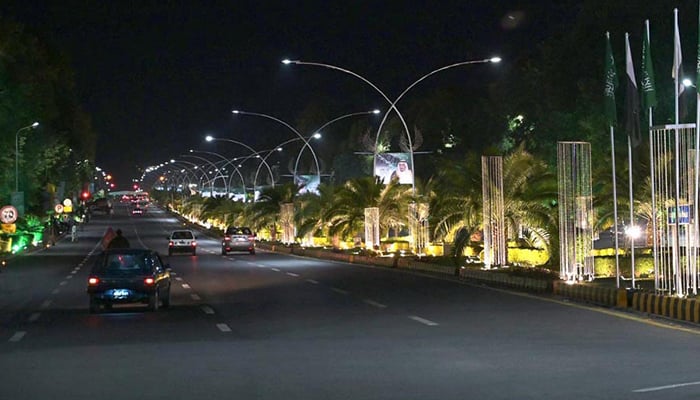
[59,281,68,286]
[181,283,191,289]
[409,315,439,326]
[51,289,60,294]
[363,299,387,309]
[9,331,26,342]
[201,306,215,315]
[28,312,41,322]
[286,272,299,277]
[216,323,232,332]
[306,279,319,284]
[175,277,183,281]
[331,287,349,295]
[190,294,201,301]
[41,300,53,309]
[271,268,281,272]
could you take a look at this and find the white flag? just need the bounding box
[673,8,685,94]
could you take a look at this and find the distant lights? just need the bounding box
[489,57,502,63]
[372,109,381,114]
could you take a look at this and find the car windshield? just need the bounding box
[226,227,251,235]
[172,231,193,239]
[93,253,152,275]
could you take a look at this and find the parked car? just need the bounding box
[86,248,171,313]
[168,230,197,256]
[222,226,255,255]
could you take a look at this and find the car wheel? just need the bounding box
[221,247,227,256]
[149,290,160,311]
[249,250,256,255]
[161,285,171,308]
[89,296,100,314]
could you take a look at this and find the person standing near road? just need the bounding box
[107,229,130,249]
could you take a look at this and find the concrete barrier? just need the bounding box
[630,292,700,324]
[552,281,621,307]
[460,268,550,293]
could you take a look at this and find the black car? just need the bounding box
[87,248,171,313]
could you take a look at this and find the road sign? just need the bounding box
[0,205,18,224]
[54,204,64,214]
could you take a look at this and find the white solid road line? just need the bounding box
[201,306,215,315]
[409,315,439,326]
[633,381,700,393]
[9,331,26,342]
[216,323,232,332]
[363,299,387,309]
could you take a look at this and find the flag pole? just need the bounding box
[605,31,621,289]
[694,2,700,295]
[611,125,620,289]
[673,8,682,294]
[645,19,659,292]
[625,32,636,288]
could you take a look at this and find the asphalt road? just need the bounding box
[1,202,699,400]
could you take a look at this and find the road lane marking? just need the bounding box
[40,299,52,308]
[28,312,41,322]
[181,283,191,289]
[306,279,319,284]
[9,331,26,342]
[201,306,215,315]
[59,281,68,286]
[409,316,439,326]
[190,294,201,301]
[286,272,300,277]
[363,299,387,309]
[66,275,73,280]
[216,323,231,332]
[175,277,183,281]
[331,287,349,295]
[633,381,700,393]
[271,268,281,272]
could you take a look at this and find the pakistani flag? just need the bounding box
[641,20,657,110]
[604,32,618,126]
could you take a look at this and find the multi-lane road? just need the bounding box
[1,203,699,399]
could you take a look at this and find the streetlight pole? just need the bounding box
[188,149,247,199]
[232,110,321,186]
[204,136,275,189]
[15,121,39,192]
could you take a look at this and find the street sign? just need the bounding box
[0,205,18,224]
[54,204,64,214]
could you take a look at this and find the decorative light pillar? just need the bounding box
[280,202,295,245]
[365,207,380,250]
[409,202,430,254]
[482,156,506,267]
[557,142,594,281]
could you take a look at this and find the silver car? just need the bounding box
[221,226,255,255]
[168,230,197,256]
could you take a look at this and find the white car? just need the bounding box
[168,230,197,256]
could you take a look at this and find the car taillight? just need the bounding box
[191,241,197,247]
[224,236,231,241]
[144,277,155,285]
[169,241,174,247]
[88,277,99,285]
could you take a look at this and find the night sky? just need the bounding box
[2,1,574,186]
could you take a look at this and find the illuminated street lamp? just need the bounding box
[625,224,641,288]
[15,121,39,192]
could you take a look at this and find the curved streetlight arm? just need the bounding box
[233,110,320,184]
[168,160,210,190]
[181,154,228,196]
[206,137,275,188]
[189,149,246,198]
[284,60,414,193]
[15,121,39,192]
[293,110,378,183]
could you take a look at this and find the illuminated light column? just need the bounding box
[280,202,295,245]
[409,202,430,255]
[364,207,380,250]
[649,124,697,296]
[557,142,594,281]
[482,156,506,268]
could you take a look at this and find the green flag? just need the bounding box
[604,32,618,125]
[641,20,657,109]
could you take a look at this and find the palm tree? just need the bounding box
[250,183,299,241]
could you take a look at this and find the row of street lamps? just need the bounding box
[145,56,501,197]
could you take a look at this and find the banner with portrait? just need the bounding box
[295,174,321,195]
[374,153,413,185]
